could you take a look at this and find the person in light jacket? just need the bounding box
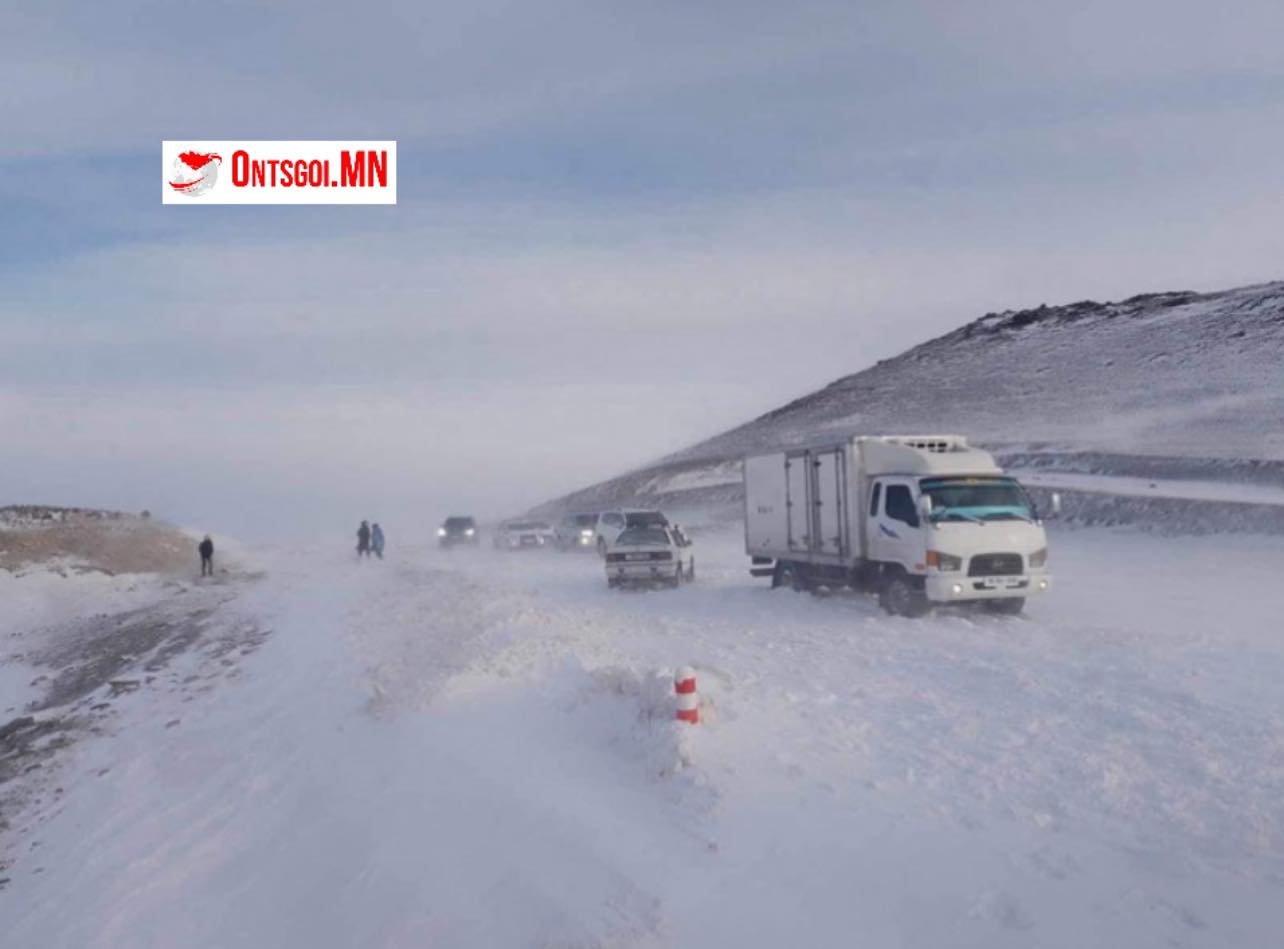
[371,523,385,559]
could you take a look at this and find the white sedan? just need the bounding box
[604,526,695,588]
[492,520,556,550]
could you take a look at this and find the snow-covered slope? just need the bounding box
[536,281,1284,522]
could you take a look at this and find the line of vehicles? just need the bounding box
[436,434,1060,615]
[436,507,695,588]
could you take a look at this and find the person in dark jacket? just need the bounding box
[371,523,385,559]
[357,521,371,557]
[199,535,215,576]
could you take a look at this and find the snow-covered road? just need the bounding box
[4,527,1283,947]
[1015,470,1284,507]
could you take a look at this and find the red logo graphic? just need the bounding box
[168,151,222,197]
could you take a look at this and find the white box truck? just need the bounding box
[743,435,1056,616]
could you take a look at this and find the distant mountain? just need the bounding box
[535,280,1284,519]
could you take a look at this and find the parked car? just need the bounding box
[592,509,670,555]
[604,525,694,588]
[493,519,556,550]
[556,512,601,551]
[437,515,479,548]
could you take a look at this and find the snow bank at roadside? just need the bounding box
[0,566,179,640]
[581,665,696,778]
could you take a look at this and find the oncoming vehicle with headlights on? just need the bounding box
[437,515,479,548]
[556,512,601,551]
[605,525,695,589]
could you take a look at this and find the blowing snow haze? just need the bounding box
[5,5,1284,948]
[5,2,1284,536]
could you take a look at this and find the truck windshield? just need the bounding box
[919,477,1034,522]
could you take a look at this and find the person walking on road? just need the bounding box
[371,523,385,559]
[199,535,215,576]
[357,520,372,557]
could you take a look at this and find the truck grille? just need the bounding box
[968,553,1023,576]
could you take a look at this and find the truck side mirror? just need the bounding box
[917,495,934,522]
[1050,492,1062,515]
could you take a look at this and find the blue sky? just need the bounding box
[3,1,1284,538]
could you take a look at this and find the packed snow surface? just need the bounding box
[1015,470,1284,506]
[3,527,1283,947]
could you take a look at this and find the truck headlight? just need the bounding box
[437,527,447,537]
[465,528,475,536]
[580,529,593,537]
[1029,547,1047,568]
[926,550,962,572]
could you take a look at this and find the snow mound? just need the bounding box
[585,665,695,778]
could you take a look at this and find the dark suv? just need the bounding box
[437,515,479,547]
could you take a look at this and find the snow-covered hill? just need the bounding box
[535,281,1284,525]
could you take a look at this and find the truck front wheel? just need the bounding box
[773,562,807,592]
[880,574,930,618]
[984,597,1025,615]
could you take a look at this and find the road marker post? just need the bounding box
[675,666,699,724]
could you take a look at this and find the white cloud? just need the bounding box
[4,1,1284,534]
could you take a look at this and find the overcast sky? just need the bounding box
[3,1,1283,539]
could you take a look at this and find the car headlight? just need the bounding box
[1029,547,1048,568]
[926,550,962,572]
[437,527,447,537]
[580,529,593,537]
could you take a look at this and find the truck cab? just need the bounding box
[866,471,1051,615]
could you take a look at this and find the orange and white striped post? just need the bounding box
[675,665,698,725]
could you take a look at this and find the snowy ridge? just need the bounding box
[535,280,1284,530]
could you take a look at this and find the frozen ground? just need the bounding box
[2,526,1282,947]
